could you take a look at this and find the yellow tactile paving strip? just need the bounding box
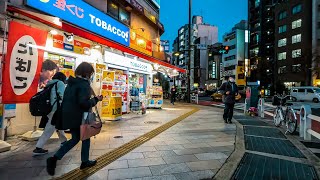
[54,108,199,180]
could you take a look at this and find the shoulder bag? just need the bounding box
[80,87,103,141]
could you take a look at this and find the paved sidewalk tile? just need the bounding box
[195,152,228,160]
[132,175,177,180]
[149,163,191,176]
[143,150,177,158]
[118,152,145,160]
[128,157,166,168]
[162,155,198,164]
[173,148,205,155]
[108,167,152,180]
[173,170,216,180]
[101,160,128,171]
[186,160,222,171]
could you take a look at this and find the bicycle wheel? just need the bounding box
[287,108,297,134]
[273,108,281,127]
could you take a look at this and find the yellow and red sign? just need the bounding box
[74,40,91,54]
[53,34,64,49]
[130,31,152,56]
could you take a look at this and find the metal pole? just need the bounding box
[187,0,192,103]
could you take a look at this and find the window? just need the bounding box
[278,66,287,74]
[225,55,236,61]
[179,54,184,59]
[278,11,287,20]
[107,1,130,25]
[292,4,302,14]
[298,89,305,93]
[292,89,298,93]
[292,19,302,29]
[292,49,302,58]
[255,0,260,8]
[229,45,236,50]
[292,64,302,72]
[292,34,301,44]
[278,38,287,47]
[108,1,119,19]
[278,25,287,34]
[179,28,184,34]
[278,52,287,60]
[307,89,314,93]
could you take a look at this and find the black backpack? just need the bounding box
[29,82,58,116]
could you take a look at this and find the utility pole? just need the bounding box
[187,0,192,103]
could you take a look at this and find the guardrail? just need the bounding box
[257,98,320,141]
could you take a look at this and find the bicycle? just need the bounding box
[273,95,298,134]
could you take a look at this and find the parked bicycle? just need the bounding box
[272,95,298,134]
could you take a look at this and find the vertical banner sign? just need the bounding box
[2,21,48,103]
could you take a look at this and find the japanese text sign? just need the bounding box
[27,0,130,46]
[2,21,47,103]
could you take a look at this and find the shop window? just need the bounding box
[107,1,119,19]
[107,1,130,26]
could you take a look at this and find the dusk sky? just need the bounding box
[160,0,248,48]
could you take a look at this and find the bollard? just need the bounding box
[260,98,265,118]
[244,98,247,114]
[300,105,312,140]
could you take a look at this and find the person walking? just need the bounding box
[33,72,68,156]
[171,86,176,105]
[46,62,103,176]
[219,77,238,124]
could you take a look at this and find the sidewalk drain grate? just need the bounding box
[232,153,319,180]
[145,121,160,124]
[237,119,269,126]
[244,126,286,139]
[245,136,305,158]
[113,136,123,139]
[54,108,200,180]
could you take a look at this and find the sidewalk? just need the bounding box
[0,102,236,180]
[215,114,320,180]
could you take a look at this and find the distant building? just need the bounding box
[172,15,218,89]
[222,20,249,87]
[206,43,223,90]
[274,0,313,88]
[160,40,170,53]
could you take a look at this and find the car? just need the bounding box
[290,86,320,103]
[191,88,207,97]
[211,90,242,102]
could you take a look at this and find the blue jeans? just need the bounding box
[54,128,90,162]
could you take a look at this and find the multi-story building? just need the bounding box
[274,0,313,88]
[222,20,249,88]
[173,15,218,89]
[206,43,223,90]
[248,0,280,90]
[0,0,185,137]
[160,40,170,53]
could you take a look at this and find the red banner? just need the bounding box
[2,21,48,103]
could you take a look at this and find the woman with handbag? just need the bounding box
[46,62,103,176]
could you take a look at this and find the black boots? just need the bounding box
[47,156,57,176]
[80,160,97,169]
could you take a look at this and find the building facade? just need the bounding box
[248,0,281,90]
[274,0,313,88]
[0,0,184,137]
[222,20,249,88]
[206,43,223,90]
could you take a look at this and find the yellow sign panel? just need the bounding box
[60,69,75,78]
[236,66,246,86]
[102,70,115,82]
[101,97,122,120]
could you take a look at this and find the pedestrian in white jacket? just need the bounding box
[33,72,68,156]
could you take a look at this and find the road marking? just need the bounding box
[54,108,200,180]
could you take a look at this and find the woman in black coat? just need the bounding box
[46,62,103,176]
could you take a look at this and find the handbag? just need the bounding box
[80,87,103,141]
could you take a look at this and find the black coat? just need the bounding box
[60,77,98,130]
[219,82,238,104]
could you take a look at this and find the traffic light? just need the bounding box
[218,46,229,54]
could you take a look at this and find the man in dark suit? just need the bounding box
[219,76,238,124]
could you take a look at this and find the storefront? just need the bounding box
[1,2,185,137]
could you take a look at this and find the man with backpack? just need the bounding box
[32,72,68,156]
[219,76,239,124]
